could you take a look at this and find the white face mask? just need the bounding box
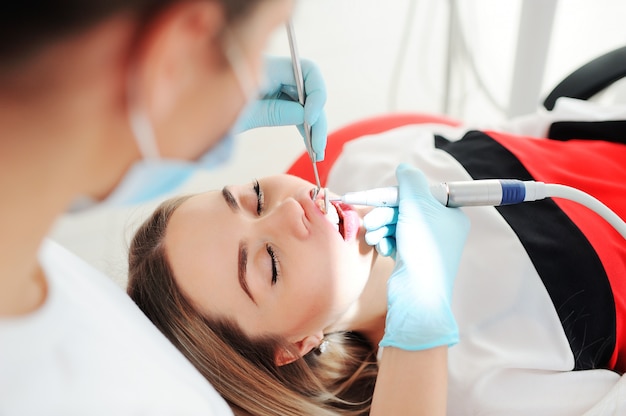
[69,30,259,212]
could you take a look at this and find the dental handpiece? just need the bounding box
[330,179,626,240]
[331,179,546,207]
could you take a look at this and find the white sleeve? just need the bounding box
[452,367,622,416]
[0,240,234,416]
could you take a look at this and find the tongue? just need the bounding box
[340,208,360,241]
[333,202,359,241]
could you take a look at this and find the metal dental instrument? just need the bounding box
[324,190,329,214]
[286,20,325,208]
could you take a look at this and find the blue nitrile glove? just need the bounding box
[234,56,328,161]
[364,207,397,257]
[363,164,470,350]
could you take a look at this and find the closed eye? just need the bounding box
[266,244,279,285]
[254,179,264,215]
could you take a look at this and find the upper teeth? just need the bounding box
[324,202,340,231]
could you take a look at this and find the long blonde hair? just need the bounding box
[127,196,378,415]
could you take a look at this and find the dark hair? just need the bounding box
[0,0,264,71]
[127,195,379,415]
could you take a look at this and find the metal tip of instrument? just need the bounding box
[311,187,319,201]
[311,156,322,191]
[323,188,329,214]
[308,150,323,208]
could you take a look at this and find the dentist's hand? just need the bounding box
[234,56,328,161]
[364,164,470,350]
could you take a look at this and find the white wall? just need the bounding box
[50,0,626,288]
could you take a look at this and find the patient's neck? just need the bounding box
[327,253,394,347]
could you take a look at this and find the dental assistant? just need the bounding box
[0,0,327,414]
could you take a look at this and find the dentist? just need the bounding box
[0,0,325,414]
[0,1,467,415]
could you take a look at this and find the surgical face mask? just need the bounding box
[70,30,259,211]
[69,112,238,211]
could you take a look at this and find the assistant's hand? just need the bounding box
[364,164,470,351]
[233,56,328,161]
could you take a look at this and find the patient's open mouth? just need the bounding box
[315,193,343,237]
[321,199,359,242]
[324,201,342,236]
[315,189,359,241]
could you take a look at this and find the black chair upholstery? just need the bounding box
[544,46,626,110]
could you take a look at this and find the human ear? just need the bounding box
[274,333,324,367]
[129,0,226,121]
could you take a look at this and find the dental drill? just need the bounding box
[330,179,626,239]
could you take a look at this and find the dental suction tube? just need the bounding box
[333,179,626,240]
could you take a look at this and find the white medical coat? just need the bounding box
[0,239,232,416]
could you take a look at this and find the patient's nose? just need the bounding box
[262,198,308,240]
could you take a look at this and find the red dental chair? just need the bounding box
[286,46,626,184]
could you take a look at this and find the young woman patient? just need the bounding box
[128,102,626,415]
[130,174,388,412]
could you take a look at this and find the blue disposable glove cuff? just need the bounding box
[379,290,460,350]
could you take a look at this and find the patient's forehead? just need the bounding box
[162,190,240,301]
[164,191,222,254]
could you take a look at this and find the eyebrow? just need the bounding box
[238,243,256,305]
[222,187,256,305]
[222,186,239,212]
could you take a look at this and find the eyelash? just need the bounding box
[254,180,279,285]
[266,244,279,285]
[254,179,264,215]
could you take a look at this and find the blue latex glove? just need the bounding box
[234,55,328,161]
[363,164,470,350]
[364,207,397,257]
